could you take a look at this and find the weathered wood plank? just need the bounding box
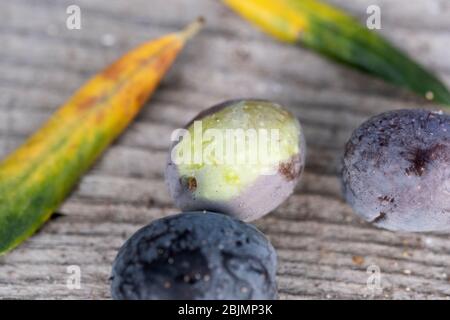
[1,0,450,299]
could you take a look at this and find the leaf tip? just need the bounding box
[179,17,205,41]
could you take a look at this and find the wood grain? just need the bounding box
[0,0,450,299]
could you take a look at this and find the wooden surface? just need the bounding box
[1,0,450,300]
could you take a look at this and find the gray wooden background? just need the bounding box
[1,0,450,299]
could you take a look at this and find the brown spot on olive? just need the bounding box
[371,212,387,224]
[405,144,447,176]
[378,195,394,204]
[187,177,197,191]
[180,176,197,192]
[278,157,300,181]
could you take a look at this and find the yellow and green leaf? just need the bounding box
[0,19,203,255]
[223,0,450,106]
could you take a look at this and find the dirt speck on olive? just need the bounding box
[166,99,306,221]
[110,212,277,300]
[342,109,450,232]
